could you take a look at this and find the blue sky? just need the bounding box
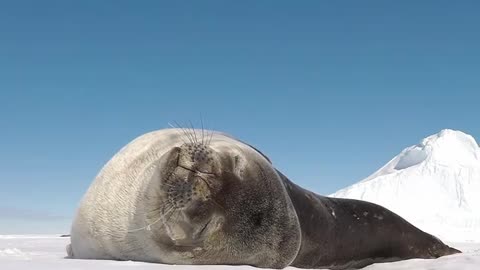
[1,1,479,234]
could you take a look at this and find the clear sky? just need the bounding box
[1,1,479,234]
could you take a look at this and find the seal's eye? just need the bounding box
[252,212,263,227]
[233,154,247,177]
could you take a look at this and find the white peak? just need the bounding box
[420,129,479,166]
[361,130,479,182]
[423,129,478,151]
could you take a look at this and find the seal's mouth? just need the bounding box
[165,208,222,251]
[197,218,213,236]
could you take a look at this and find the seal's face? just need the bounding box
[146,141,301,268]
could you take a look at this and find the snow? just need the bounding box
[332,129,480,243]
[0,235,479,270]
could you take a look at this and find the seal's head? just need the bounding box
[143,139,301,268]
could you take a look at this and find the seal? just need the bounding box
[69,128,460,269]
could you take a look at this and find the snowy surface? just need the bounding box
[332,129,480,242]
[0,235,479,270]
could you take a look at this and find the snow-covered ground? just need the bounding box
[332,129,480,243]
[0,235,478,270]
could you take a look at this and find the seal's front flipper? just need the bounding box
[66,243,74,258]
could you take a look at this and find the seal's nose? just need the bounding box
[166,167,212,205]
[163,144,215,209]
[177,143,215,174]
[161,143,221,216]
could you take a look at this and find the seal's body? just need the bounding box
[69,129,459,269]
[282,175,459,269]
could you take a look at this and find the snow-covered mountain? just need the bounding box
[331,129,480,242]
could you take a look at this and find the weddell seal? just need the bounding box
[68,128,460,269]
